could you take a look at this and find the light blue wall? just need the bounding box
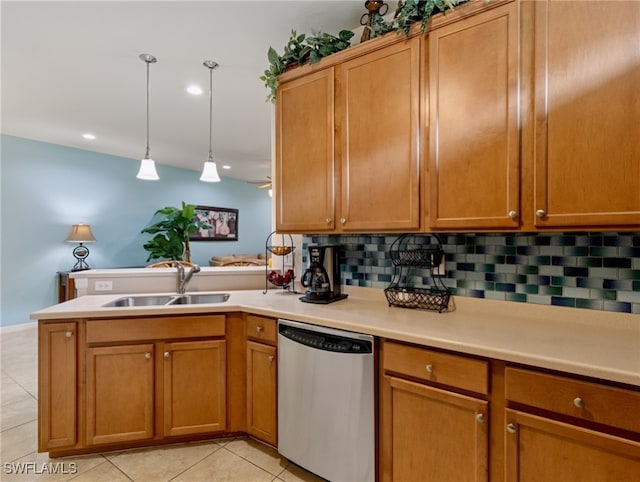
[0,135,272,326]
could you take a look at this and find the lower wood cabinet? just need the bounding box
[86,343,155,445]
[38,321,77,451]
[504,367,640,481]
[380,340,489,482]
[162,339,226,437]
[505,409,640,481]
[245,314,278,446]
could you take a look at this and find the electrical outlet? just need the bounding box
[95,280,113,291]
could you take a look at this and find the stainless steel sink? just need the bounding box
[102,295,175,307]
[169,293,230,305]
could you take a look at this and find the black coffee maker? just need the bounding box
[300,245,348,304]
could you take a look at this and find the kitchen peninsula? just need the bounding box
[32,287,640,480]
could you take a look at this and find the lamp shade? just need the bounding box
[65,224,96,243]
[136,158,160,180]
[200,160,221,182]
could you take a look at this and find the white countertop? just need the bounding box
[31,287,640,387]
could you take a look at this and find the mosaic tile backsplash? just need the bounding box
[302,232,640,314]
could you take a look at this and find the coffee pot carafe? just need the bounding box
[300,245,348,304]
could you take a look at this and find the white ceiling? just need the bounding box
[1,0,368,183]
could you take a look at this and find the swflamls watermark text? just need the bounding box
[3,462,78,475]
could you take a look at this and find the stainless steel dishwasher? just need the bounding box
[277,319,375,482]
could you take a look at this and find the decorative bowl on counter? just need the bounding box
[269,246,293,256]
[267,269,294,287]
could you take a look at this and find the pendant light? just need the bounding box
[136,53,159,180]
[200,60,221,182]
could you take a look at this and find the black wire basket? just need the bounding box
[389,234,444,268]
[384,286,451,313]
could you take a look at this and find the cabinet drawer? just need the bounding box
[505,367,640,433]
[86,315,226,344]
[383,341,489,395]
[246,315,277,344]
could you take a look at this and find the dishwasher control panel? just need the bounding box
[279,324,372,354]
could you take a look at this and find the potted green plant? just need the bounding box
[140,202,209,263]
[260,29,354,103]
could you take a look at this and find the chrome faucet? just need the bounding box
[176,264,201,294]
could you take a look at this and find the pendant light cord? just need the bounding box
[145,59,151,159]
[208,65,213,161]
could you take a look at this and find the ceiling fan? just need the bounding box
[247,176,272,190]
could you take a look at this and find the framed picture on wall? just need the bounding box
[190,206,238,241]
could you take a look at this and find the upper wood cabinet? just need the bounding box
[336,37,421,232]
[276,68,335,232]
[428,1,520,230]
[528,0,640,228]
[276,36,421,233]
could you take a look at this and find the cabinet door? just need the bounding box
[86,344,154,445]
[429,1,520,229]
[381,375,488,482]
[276,68,336,232]
[246,341,277,445]
[337,37,420,232]
[163,339,226,437]
[505,409,640,481]
[38,322,77,450]
[532,0,640,227]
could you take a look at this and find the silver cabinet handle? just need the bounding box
[145,352,152,360]
[573,397,584,408]
[65,331,73,338]
[535,209,546,218]
[268,355,275,363]
[426,364,434,373]
[326,218,332,225]
[164,351,170,359]
[507,423,517,433]
[256,326,263,333]
[508,210,518,220]
[476,413,485,423]
[340,218,346,225]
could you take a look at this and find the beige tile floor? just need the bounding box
[1,323,324,482]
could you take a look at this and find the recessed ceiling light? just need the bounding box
[222,165,231,170]
[186,84,203,95]
[82,133,96,140]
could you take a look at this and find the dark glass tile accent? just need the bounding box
[576,299,603,310]
[351,273,364,280]
[576,257,603,268]
[551,296,576,308]
[506,255,528,265]
[590,290,617,301]
[456,279,474,288]
[476,264,496,273]
[565,246,589,256]
[376,274,392,283]
[576,235,603,247]
[496,283,516,292]
[634,235,640,247]
[589,246,618,257]
[517,265,539,275]
[485,273,501,282]
[551,256,573,266]
[604,235,626,247]
[527,275,551,285]
[518,284,539,294]
[532,256,551,265]
[552,276,576,287]
[603,279,634,291]
[483,282,496,291]
[634,280,640,291]
[619,247,640,257]
[563,267,589,277]
[576,277,604,289]
[506,293,527,302]
[603,258,631,269]
[603,301,632,313]
[540,286,563,296]
[466,289,485,298]
[475,245,488,254]
[456,262,475,272]
[533,236,551,246]
[619,269,640,280]
[516,246,535,256]
[552,235,576,246]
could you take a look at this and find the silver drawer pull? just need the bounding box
[573,397,584,408]
[507,423,517,434]
[426,364,434,373]
[476,413,485,423]
[164,351,170,359]
[65,331,73,338]
[145,352,152,360]
[268,355,275,363]
[256,326,264,333]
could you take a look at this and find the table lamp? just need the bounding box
[65,224,96,271]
